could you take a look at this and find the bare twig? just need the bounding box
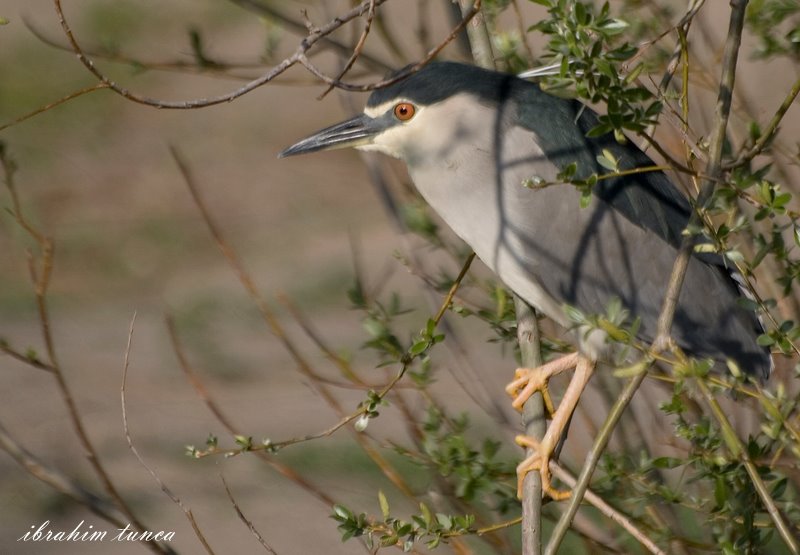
[52,0,387,109]
[318,0,377,99]
[0,83,109,132]
[227,0,392,72]
[220,474,279,554]
[0,419,127,529]
[724,75,800,169]
[0,342,56,372]
[296,0,483,92]
[53,0,480,109]
[549,462,666,555]
[120,313,216,555]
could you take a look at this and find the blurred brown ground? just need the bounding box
[0,2,798,554]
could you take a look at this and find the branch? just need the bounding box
[120,314,216,555]
[0,419,127,529]
[549,462,666,555]
[0,341,56,373]
[724,75,800,169]
[52,0,389,109]
[52,0,481,109]
[0,83,109,132]
[318,0,377,100]
[220,474,279,554]
[226,0,392,72]
[515,297,545,555]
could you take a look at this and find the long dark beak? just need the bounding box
[279,113,386,158]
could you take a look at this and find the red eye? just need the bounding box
[394,102,416,121]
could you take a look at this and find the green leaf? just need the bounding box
[652,456,683,469]
[596,149,618,171]
[600,18,629,35]
[378,490,390,519]
[332,504,352,521]
[757,334,775,346]
[409,340,428,356]
[613,360,649,377]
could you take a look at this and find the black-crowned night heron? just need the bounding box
[280,61,771,500]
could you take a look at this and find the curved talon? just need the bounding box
[504,353,579,413]
[505,368,554,413]
[515,435,571,500]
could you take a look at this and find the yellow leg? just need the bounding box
[513,356,595,500]
[505,352,579,413]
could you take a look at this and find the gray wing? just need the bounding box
[509,84,770,378]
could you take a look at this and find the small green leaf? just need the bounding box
[332,504,352,521]
[613,360,649,377]
[378,490,390,519]
[420,502,433,528]
[757,334,775,346]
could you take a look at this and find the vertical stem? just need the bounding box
[459,0,495,68]
[515,296,545,555]
[457,8,543,551]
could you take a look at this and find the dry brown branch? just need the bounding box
[0,419,127,529]
[549,462,666,555]
[52,0,480,110]
[227,0,392,72]
[220,474,279,554]
[318,0,377,99]
[0,83,109,132]
[0,341,56,373]
[120,313,217,555]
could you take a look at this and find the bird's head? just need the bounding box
[279,62,515,164]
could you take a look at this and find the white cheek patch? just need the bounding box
[364,100,397,118]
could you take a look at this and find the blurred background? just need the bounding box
[1,1,798,554]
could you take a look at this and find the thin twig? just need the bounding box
[318,0,377,99]
[724,75,800,169]
[220,474,279,554]
[516,297,545,555]
[226,0,392,72]
[696,380,799,553]
[0,83,109,132]
[52,0,387,108]
[0,419,128,529]
[0,342,56,372]
[549,462,666,555]
[296,0,483,92]
[53,0,480,109]
[120,313,216,555]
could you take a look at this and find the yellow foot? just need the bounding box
[505,352,579,412]
[515,434,571,500]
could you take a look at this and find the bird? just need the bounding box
[279,61,771,500]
